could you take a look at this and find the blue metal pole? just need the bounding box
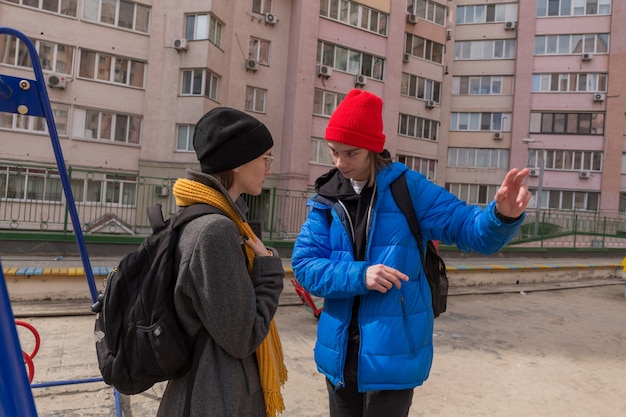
[0,27,97,302]
[0,260,39,417]
[30,377,104,388]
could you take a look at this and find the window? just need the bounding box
[73,107,141,144]
[448,148,509,169]
[5,0,78,16]
[456,3,515,24]
[405,34,444,64]
[454,40,516,60]
[313,89,346,117]
[0,101,68,135]
[79,49,145,88]
[82,0,151,33]
[532,73,607,92]
[446,183,499,206]
[14,112,47,132]
[397,154,437,181]
[398,113,439,141]
[450,112,512,131]
[0,36,75,75]
[50,102,70,135]
[252,0,273,14]
[536,0,611,16]
[320,0,389,35]
[535,33,610,55]
[66,170,137,206]
[452,76,506,95]
[176,124,195,152]
[401,73,441,102]
[249,37,270,65]
[528,188,599,211]
[310,137,334,166]
[245,86,267,113]
[0,165,64,201]
[317,41,385,80]
[180,69,219,100]
[407,0,447,25]
[529,112,604,135]
[185,13,222,47]
[527,149,602,171]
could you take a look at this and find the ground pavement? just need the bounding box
[4,254,626,416]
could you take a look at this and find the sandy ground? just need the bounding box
[15,284,626,416]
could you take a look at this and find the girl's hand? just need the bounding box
[243,231,272,257]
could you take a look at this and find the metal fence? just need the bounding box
[2,164,626,248]
[0,164,314,240]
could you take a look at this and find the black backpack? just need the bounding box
[91,203,223,395]
[390,172,449,318]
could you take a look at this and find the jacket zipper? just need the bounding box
[337,199,355,242]
[401,295,416,354]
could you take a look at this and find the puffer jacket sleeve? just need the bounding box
[292,203,369,299]
[403,169,523,254]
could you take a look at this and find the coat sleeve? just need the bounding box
[176,215,284,358]
[292,204,369,299]
[405,172,524,254]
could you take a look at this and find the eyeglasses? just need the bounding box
[262,154,274,169]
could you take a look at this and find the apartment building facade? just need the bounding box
[1,0,625,235]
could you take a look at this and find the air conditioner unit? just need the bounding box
[504,21,517,30]
[47,73,67,89]
[264,13,277,24]
[402,53,410,63]
[425,100,436,109]
[529,169,540,177]
[593,93,606,102]
[355,74,367,87]
[173,38,188,51]
[493,132,503,140]
[581,52,593,61]
[579,171,591,179]
[446,29,452,40]
[154,186,169,197]
[246,59,259,71]
[406,14,417,25]
[317,64,332,77]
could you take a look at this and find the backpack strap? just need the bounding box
[147,203,167,233]
[390,172,426,263]
[173,203,225,229]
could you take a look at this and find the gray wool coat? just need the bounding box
[157,171,284,417]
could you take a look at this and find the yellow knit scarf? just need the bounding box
[173,178,288,417]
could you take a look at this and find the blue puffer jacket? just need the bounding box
[292,162,523,392]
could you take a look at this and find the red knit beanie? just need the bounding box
[325,89,386,152]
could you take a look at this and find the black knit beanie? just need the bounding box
[193,107,274,174]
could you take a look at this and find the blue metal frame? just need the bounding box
[0,26,120,416]
[0,260,39,417]
[0,26,97,301]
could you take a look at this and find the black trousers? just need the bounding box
[326,341,414,417]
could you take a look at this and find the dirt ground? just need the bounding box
[17,283,626,416]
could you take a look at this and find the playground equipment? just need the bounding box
[0,26,122,416]
[290,278,323,319]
